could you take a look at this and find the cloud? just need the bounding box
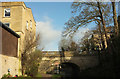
[36,16,90,51]
[73,27,89,43]
[36,16,62,50]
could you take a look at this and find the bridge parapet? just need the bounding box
[39,51,99,73]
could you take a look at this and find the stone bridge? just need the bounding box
[38,51,99,74]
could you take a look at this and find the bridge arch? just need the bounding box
[60,62,80,77]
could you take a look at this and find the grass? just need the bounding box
[35,73,42,77]
[52,74,61,79]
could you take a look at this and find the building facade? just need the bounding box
[0,22,20,78]
[92,33,111,50]
[0,2,36,76]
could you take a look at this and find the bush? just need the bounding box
[2,73,12,78]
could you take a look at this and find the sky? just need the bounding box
[25,2,93,51]
[25,2,73,51]
[24,1,119,51]
[25,2,90,51]
[118,2,120,16]
[1,0,119,51]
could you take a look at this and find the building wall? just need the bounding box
[0,2,36,75]
[1,27,18,57]
[0,54,19,78]
[92,33,111,49]
[0,26,19,78]
[0,2,36,54]
[0,17,2,78]
[1,2,23,32]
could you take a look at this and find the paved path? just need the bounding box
[40,74,52,79]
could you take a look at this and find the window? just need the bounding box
[26,21,28,29]
[4,8,10,17]
[4,23,10,27]
[30,20,32,28]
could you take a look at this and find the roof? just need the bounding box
[0,21,20,38]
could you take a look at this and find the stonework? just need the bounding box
[39,51,98,74]
[0,2,36,54]
[0,22,20,78]
[0,54,19,78]
[0,2,36,77]
[92,32,112,49]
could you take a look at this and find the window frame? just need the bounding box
[4,8,11,17]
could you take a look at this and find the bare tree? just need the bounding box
[97,2,108,40]
[21,33,41,75]
[63,2,113,49]
[112,1,119,36]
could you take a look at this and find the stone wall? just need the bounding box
[0,54,20,78]
[39,55,98,73]
[66,56,98,70]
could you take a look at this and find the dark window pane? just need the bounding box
[5,9,10,17]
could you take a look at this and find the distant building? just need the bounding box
[0,2,36,75]
[92,27,113,50]
[92,15,120,50]
[0,22,20,78]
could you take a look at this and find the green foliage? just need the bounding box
[35,73,42,77]
[2,73,12,78]
[24,49,42,77]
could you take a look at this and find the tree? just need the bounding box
[59,37,80,52]
[58,36,80,61]
[58,37,70,51]
[97,2,108,40]
[21,33,42,76]
[25,49,42,77]
[79,30,96,54]
[63,2,113,50]
[112,1,119,36]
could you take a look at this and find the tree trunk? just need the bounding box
[112,2,119,76]
[97,20,105,49]
[97,2,108,48]
[112,2,119,36]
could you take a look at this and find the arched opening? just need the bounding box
[60,62,80,78]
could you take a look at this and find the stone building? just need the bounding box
[0,22,20,78]
[0,2,36,75]
[92,33,112,50]
[92,15,120,50]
